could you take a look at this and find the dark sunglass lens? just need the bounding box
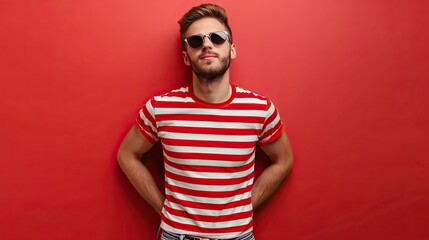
[210,32,227,45]
[187,36,203,48]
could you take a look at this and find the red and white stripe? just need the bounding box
[136,85,283,239]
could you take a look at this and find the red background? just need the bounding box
[1,0,428,239]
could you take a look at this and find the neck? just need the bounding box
[192,71,231,103]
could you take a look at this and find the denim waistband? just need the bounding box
[160,229,254,240]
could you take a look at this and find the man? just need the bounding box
[117,3,293,240]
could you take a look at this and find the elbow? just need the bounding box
[116,147,127,169]
[117,149,123,168]
[289,154,294,169]
[287,153,294,172]
[281,153,294,176]
[117,146,142,170]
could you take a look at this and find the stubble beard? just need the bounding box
[190,51,231,84]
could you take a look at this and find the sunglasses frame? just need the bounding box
[184,31,230,49]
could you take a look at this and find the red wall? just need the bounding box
[1,1,428,239]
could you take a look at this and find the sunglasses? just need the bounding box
[184,31,230,49]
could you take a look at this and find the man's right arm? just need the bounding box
[117,125,165,215]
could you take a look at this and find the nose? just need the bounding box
[201,35,213,49]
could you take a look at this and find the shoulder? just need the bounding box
[148,86,193,104]
[153,86,190,99]
[234,85,272,104]
[143,86,194,111]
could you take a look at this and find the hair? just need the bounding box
[178,3,233,46]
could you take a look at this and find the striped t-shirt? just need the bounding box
[136,85,283,239]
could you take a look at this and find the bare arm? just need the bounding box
[252,131,294,210]
[117,126,165,215]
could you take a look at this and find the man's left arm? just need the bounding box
[252,131,294,210]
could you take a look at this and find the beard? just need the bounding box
[190,50,231,83]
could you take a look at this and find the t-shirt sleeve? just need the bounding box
[135,98,159,144]
[258,99,284,146]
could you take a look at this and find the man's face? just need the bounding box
[182,17,236,82]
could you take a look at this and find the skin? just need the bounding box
[117,17,293,216]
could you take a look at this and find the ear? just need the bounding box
[182,51,191,66]
[230,43,237,59]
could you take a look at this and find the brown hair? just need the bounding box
[178,3,233,46]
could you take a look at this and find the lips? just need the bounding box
[200,54,218,60]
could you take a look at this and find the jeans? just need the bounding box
[159,230,255,240]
